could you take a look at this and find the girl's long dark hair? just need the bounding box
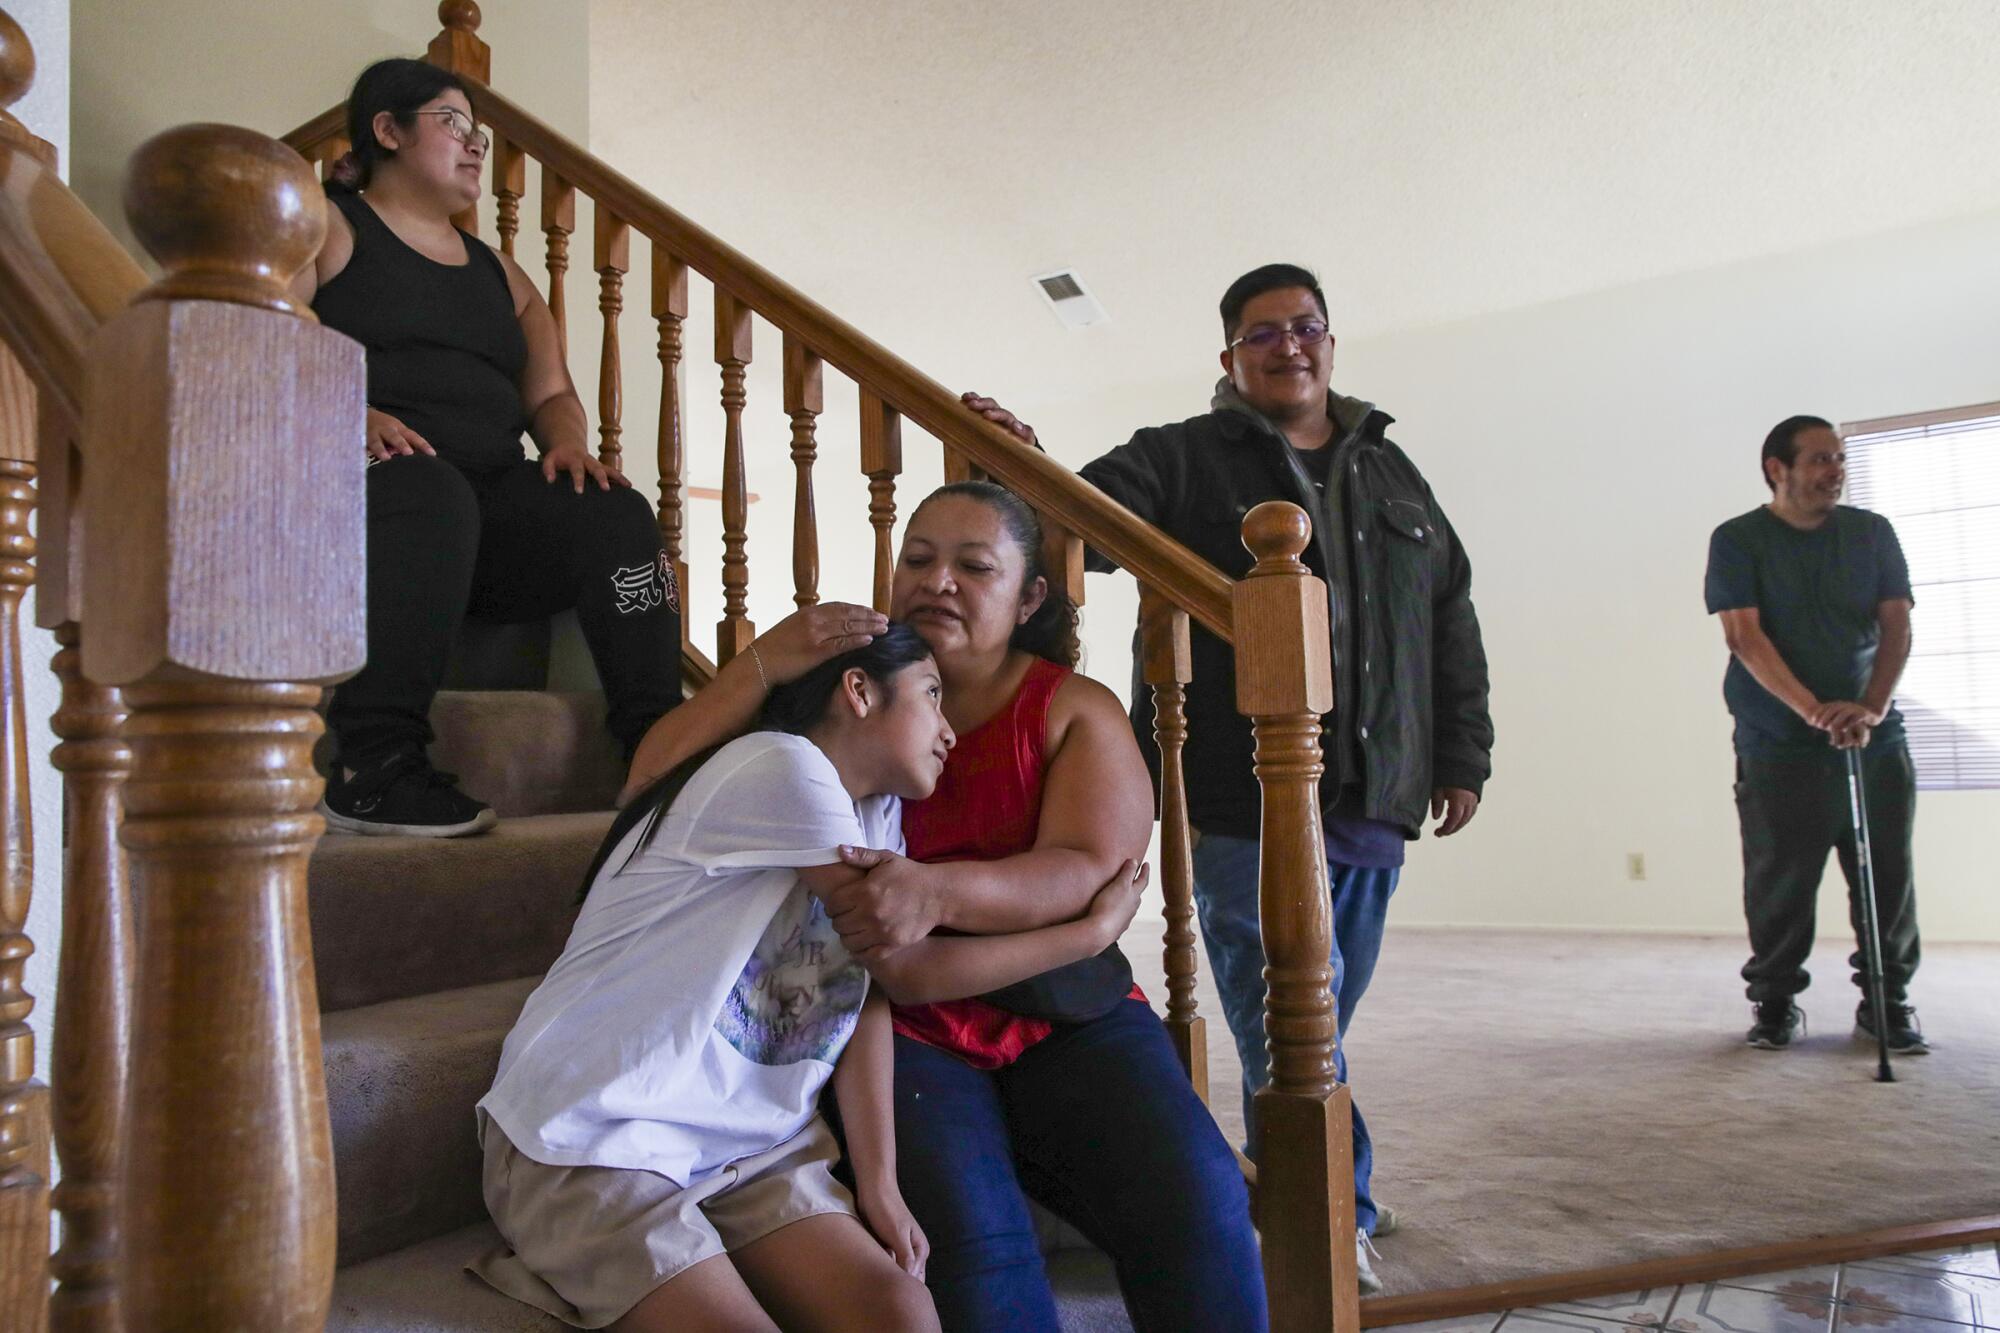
[914,481,1081,667]
[577,622,935,903]
[327,58,469,195]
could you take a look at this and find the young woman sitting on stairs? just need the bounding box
[474,624,1144,1331]
[293,58,682,839]
[625,482,1267,1333]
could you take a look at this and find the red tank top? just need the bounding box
[893,657,1068,1068]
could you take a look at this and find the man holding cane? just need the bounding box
[1706,415,1926,1054]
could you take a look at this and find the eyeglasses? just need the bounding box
[415,108,490,155]
[1228,318,1330,353]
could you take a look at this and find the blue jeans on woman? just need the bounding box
[1191,831,1399,1237]
[892,997,1267,1333]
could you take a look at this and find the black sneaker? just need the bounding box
[1856,1001,1930,1054]
[319,753,497,838]
[1746,999,1803,1049]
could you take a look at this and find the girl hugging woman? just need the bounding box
[473,624,1143,1331]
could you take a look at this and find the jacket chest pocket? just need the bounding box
[1195,495,1256,578]
[1375,496,1436,597]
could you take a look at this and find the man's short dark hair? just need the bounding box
[1760,415,1834,490]
[1220,264,1329,341]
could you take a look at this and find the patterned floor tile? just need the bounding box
[1537,1288,1677,1327]
[1833,1304,1990,1332]
[1501,1310,1646,1332]
[1716,1267,1841,1303]
[1837,1264,2000,1328]
[1664,1281,1836,1333]
[1853,1246,2000,1282]
[1391,1314,1507,1333]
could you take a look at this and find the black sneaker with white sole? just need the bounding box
[319,752,497,838]
[1856,1000,1930,1054]
[1746,999,1803,1049]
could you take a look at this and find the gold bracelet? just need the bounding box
[749,644,770,693]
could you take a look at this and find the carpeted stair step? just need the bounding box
[309,811,611,1013]
[427,689,625,817]
[324,972,1101,1274]
[329,1221,1133,1332]
[325,976,539,1267]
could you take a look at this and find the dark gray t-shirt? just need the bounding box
[1704,505,1913,757]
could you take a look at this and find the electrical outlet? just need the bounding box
[1627,852,1646,881]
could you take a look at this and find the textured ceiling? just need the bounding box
[586,0,2000,414]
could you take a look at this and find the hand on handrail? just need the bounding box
[960,391,1042,451]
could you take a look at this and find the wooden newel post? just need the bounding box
[1234,501,1358,1333]
[428,1,491,83]
[85,124,365,1331]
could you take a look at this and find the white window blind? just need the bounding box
[1843,404,2000,790]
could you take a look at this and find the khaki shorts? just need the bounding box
[469,1115,856,1328]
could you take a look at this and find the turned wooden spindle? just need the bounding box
[0,335,46,1332]
[943,447,984,485]
[714,291,754,662]
[783,335,822,609]
[594,210,629,471]
[492,136,524,257]
[859,389,902,614]
[652,250,689,643]
[1233,501,1356,1332]
[47,622,131,1333]
[1040,518,1085,614]
[1140,587,1206,1102]
[426,0,491,83]
[90,123,365,1330]
[542,171,576,358]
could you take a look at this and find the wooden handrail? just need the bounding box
[0,139,148,428]
[282,86,1237,641]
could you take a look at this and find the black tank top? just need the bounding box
[314,192,530,473]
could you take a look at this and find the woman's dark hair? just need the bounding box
[1760,415,1834,490]
[327,58,469,195]
[577,623,935,902]
[913,481,1081,668]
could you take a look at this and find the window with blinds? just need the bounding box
[1842,402,2000,790]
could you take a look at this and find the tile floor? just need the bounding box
[1392,1241,2000,1333]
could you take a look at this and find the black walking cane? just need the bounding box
[1844,745,1896,1083]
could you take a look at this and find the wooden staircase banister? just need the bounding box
[0,137,148,429]
[281,82,1238,642]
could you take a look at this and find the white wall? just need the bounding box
[72,0,590,255]
[1037,209,2000,943]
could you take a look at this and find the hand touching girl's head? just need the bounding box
[764,621,954,800]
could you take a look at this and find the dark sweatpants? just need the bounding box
[1735,739,1920,1005]
[326,453,681,768]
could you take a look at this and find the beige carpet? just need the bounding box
[1124,917,2000,1300]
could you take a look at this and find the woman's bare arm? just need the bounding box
[800,860,1145,1004]
[620,603,888,804]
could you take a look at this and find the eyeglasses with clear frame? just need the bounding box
[1227,318,1330,353]
[414,108,490,156]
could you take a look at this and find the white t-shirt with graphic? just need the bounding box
[479,731,899,1186]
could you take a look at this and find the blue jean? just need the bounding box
[1191,831,1399,1236]
[892,998,1267,1333]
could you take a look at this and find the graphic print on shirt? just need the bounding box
[611,551,676,615]
[714,889,866,1066]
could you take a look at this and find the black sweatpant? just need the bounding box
[326,453,681,768]
[1735,739,1920,1005]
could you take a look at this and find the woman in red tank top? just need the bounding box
[624,483,1265,1332]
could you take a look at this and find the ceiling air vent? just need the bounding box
[1032,268,1109,330]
